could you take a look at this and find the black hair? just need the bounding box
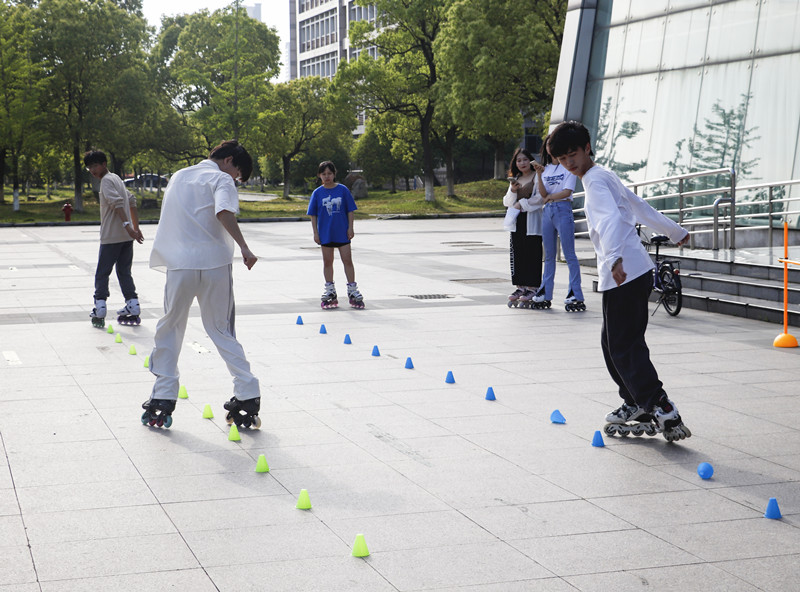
[540,134,553,165]
[548,121,594,158]
[508,147,536,178]
[209,140,253,182]
[318,160,336,176]
[83,150,107,167]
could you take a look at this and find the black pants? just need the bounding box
[600,271,665,411]
[94,241,138,301]
[509,212,542,287]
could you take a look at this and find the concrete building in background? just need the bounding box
[550,0,800,224]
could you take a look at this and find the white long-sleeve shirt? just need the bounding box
[502,179,544,235]
[582,165,688,291]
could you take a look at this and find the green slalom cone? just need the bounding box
[143,355,150,368]
[296,488,312,510]
[202,404,214,419]
[107,324,114,334]
[228,424,241,442]
[178,385,188,399]
[351,533,370,557]
[255,454,270,473]
[115,333,122,343]
[128,345,137,355]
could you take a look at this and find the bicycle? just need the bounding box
[647,234,683,316]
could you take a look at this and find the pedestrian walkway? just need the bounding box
[1,218,799,591]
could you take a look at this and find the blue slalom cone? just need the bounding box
[550,409,566,424]
[485,387,496,401]
[765,497,782,519]
[404,357,414,369]
[296,315,303,325]
[372,345,380,357]
[344,334,352,344]
[591,430,605,447]
[445,371,455,384]
[697,462,714,480]
[320,324,327,334]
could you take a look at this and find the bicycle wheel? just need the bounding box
[659,265,682,316]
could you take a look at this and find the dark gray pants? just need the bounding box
[600,271,666,411]
[94,241,137,301]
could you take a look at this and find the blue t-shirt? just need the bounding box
[307,183,357,244]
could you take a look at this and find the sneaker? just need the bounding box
[605,403,648,424]
[651,396,691,441]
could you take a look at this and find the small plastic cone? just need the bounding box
[178,385,188,399]
[405,357,414,369]
[255,454,270,473]
[765,497,782,519]
[550,409,566,424]
[115,333,122,343]
[107,324,114,334]
[228,424,241,442]
[296,488,312,509]
[351,533,370,557]
[296,315,303,325]
[371,345,380,357]
[344,334,352,344]
[445,371,455,384]
[128,345,137,355]
[143,355,150,368]
[202,404,214,419]
[591,430,605,447]
[320,324,327,334]
[485,387,496,401]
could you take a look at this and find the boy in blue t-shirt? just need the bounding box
[307,161,365,308]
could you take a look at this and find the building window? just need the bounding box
[299,0,334,14]
[299,8,337,53]
[300,51,339,80]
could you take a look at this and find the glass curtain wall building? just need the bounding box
[551,0,800,227]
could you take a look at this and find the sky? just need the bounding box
[140,0,290,81]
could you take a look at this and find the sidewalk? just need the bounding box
[1,218,799,591]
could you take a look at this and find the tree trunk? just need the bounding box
[0,147,5,204]
[444,127,456,197]
[282,155,291,199]
[390,174,396,193]
[72,144,84,212]
[493,139,506,180]
[12,151,20,212]
[420,114,436,202]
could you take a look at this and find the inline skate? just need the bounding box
[603,403,658,437]
[141,398,176,428]
[321,282,338,309]
[507,287,526,308]
[564,290,586,312]
[224,396,262,429]
[117,298,141,325]
[531,287,551,310]
[517,288,535,309]
[90,298,107,328]
[347,282,365,309]
[651,395,692,442]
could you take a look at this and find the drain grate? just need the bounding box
[450,278,506,284]
[404,294,455,300]
[441,241,487,245]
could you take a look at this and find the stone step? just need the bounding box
[679,271,800,305]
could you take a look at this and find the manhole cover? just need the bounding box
[450,278,506,284]
[404,294,455,300]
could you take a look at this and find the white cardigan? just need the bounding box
[503,180,544,235]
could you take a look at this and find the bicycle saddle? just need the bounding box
[650,234,670,245]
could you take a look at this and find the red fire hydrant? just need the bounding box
[62,202,73,222]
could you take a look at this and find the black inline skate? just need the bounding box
[564,290,586,312]
[321,282,338,309]
[117,298,141,326]
[224,396,262,429]
[90,298,107,328]
[141,398,176,428]
[531,287,551,310]
[603,403,658,438]
[347,282,365,309]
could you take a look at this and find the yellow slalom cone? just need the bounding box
[202,404,214,419]
[296,489,312,510]
[143,355,150,368]
[115,333,122,343]
[255,454,270,473]
[228,424,241,441]
[107,324,114,334]
[128,345,137,355]
[351,533,370,557]
[178,385,188,399]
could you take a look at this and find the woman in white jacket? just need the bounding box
[503,147,544,307]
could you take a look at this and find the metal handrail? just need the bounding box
[570,166,800,251]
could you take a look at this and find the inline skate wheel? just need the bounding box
[92,319,105,328]
[141,411,150,425]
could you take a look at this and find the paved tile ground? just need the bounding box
[1,218,799,591]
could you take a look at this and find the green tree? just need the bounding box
[352,118,419,192]
[253,77,356,198]
[339,0,452,202]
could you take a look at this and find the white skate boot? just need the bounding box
[90,299,107,328]
[651,396,692,442]
[347,282,365,309]
[117,298,141,326]
[603,403,658,437]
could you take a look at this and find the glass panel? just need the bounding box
[582,78,621,168]
[621,17,666,74]
[756,0,800,55]
[705,0,760,63]
[596,0,630,26]
[591,24,626,79]
[661,8,709,70]
[668,0,712,10]
[628,0,669,20]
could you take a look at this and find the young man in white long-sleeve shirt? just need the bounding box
[548,121,692,442]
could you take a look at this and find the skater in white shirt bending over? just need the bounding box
[548,121,692,442]
[143,140,261,430]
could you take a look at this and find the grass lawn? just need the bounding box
[0,180,507,224]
